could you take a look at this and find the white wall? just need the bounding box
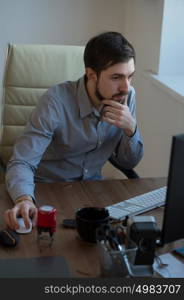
[124,0,184,178]
[0,0,126,87]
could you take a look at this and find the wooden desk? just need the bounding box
[0,177,169,277]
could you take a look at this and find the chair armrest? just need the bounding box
[0,159,6,183]
[108,157,139,179]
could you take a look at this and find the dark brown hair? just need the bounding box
[84,31,135,74]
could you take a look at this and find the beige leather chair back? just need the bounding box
[0,44,85,166]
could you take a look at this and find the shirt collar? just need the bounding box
[77,76,94,119]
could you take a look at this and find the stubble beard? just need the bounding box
[95,80,128,104]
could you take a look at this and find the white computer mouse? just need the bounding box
[15,217,32,234]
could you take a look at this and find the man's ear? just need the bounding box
[85,68,97,81]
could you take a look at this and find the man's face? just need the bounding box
[95,58,135,103]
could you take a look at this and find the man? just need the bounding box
[4,31,143,230]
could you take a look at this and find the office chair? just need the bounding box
[0,44,139,181]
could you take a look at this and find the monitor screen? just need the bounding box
[160,134,184,245]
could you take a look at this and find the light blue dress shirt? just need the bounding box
[6,77,143,201]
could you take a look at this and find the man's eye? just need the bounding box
[111,76,120,80]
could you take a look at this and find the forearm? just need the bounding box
[6,161,36,203]
[116,127,144,169]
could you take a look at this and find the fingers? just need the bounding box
[101,98,135,132]
[102,115,123,128]
[4,201,38,230]
[102,97,128,108]
[4,206,20,230]
[103,105,127,116]
[101,116,116,126]
[19,201,38,228]
[21,205,33,229]
[123,95,128,106]
[102,99,123,108]
[103,111,119,121]
[102,101,130,122]
[30,207,38,228]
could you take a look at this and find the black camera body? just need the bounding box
[127,216,160,265]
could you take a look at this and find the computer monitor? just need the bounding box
[160,133,184,245]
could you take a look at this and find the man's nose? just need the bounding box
[119,78,129,94]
